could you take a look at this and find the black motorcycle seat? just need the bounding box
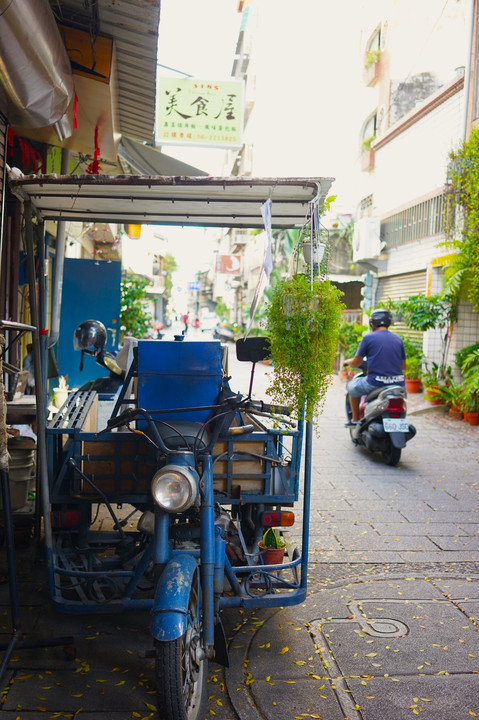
[365,384,405,402]
[153,420,208,450]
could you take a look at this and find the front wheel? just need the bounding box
[155,584,207,720]
[381,440,401,466]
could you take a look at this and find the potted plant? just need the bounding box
[439,379,466,419]
[258,528,286,565]
[461,365,479,425]
[265,273,344,424]
[421,363,452,404]
[399,334,424,393]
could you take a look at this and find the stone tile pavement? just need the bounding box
[1,362,478,719]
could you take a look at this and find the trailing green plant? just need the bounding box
[261,528,286,549]
[265,274,345,423]
[444,127,479,309]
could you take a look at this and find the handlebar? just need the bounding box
[242,399,290,417]
[94,396,292,447]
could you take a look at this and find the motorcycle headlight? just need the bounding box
[151,465,198,513]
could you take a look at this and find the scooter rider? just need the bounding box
[344,309,406,427]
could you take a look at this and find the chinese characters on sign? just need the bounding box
[157,78,243,148]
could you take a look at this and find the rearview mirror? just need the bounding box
[236,337,271,363]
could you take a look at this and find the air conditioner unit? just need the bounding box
[352,217,381,263]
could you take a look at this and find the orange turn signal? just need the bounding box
[261,511,294,528]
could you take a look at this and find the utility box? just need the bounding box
[137,340,224,423]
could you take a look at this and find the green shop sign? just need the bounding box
[156,77,243,149]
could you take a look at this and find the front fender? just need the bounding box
[150,553,198,642]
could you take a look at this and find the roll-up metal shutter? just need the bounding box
[376,271,428,304]
[375,271,428,339]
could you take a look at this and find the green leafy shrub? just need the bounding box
[120,272,152,339]
[338,322,368,358]
[444,127,479,309]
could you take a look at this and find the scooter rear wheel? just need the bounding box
[381,440,401,466]
[155,584,207,720]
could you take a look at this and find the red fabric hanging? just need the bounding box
[86,124,102,174]
[73,91,78,130]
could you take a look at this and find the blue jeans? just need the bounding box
[347,375,377,397]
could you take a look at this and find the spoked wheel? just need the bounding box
[381,439,401,466]
[155,583,207,720]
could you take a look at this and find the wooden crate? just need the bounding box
[81,435,155,495]
[213,438,267,493]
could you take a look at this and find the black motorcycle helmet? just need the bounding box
[369,309,392,328]
[73,320,107,352]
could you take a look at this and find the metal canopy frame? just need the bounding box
[9,174,334,229]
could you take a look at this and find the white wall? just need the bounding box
[373,90,465,215]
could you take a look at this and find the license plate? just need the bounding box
[383,418,409,433]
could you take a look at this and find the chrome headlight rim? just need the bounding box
[151,464,198,513]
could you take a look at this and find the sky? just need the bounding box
[155,0,468,301]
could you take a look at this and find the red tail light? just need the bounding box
[261,511,295,528]
[386,397,405,416]
[51,510,83,529]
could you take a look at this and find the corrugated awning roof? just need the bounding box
[49,0,161,144]
[10,175,334,229]
[118,137,209,177]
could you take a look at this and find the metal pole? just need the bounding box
[50,149,70,344]
[300,420,312,590]
[23,200,52,551]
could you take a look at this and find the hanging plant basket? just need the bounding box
[265,273,344,424]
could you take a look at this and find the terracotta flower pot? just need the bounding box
[405,378,422,394]
[257,542,285,566]
[466,411,479,426]
[448,407,463,420]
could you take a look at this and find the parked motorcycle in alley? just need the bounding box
[213,322,236,342]
[345,365,416,465]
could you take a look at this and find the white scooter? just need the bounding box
[345,366,416,466]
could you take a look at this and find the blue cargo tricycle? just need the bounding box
[46,334,313,719]
[10,174,333,720]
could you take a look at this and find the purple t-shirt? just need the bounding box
[356,329,406,387]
